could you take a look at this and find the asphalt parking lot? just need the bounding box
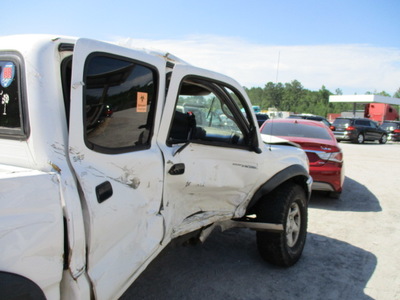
[121,142,400,300]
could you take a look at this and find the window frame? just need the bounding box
[82,52,159,154]
[167,75,255,150]
[369,121,378,128]
[355,120,370,127]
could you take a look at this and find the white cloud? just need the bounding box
[114,35,400,95]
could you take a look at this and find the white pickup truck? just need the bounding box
[0,35,312,300]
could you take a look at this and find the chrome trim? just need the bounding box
[312,181,334,191]
[306,176,313,195]
[305,149,328,154]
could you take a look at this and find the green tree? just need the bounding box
[393,87,400,98]
[335,88,343,95]
[366,90,391,97]
[282,80,304,111]
[263,82,284,109]
[316,85,332,116]
[245,87,264,107]
[244,80,397,117]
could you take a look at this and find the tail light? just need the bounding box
[316,151,343,163]
[393,129,400,133]
[329,125,335,131]
[346,126,356,131]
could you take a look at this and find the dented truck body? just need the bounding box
[0,35,312,299]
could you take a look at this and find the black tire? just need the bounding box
[0,272,46,300]
[256,182,308,267]
[379,134,387,144]
[354,133,364,144]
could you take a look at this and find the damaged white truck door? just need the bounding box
[158,65,262,238]
[68,39,165,300]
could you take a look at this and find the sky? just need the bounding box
[2,0,400,95]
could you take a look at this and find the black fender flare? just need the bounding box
[246,164,311,212]
[0,271,46,300]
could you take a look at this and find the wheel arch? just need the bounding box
[246,164,311,214]
[0,271,46,300]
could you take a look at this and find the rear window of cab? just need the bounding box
[0,53,27,139]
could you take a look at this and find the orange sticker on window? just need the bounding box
[137,92,148,113]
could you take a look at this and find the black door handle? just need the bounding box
[169,163,185,175]
[96,181,113,203]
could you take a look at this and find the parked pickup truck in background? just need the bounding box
[0,35,312,300]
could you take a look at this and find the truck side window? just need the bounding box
[0,55,26,139]
[168,78,250,148]
[83,54,158,153]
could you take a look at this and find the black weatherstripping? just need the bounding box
[58,43,74,52]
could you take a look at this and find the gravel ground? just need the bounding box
[121,142,400,300]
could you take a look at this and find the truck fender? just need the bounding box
[0,271,46,300]
[246,164,310,212]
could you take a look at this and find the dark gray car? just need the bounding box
[380,121,400,142]
[332,117,387,144]
[288,114,332,128]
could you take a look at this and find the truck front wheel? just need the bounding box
[256,183,308,267]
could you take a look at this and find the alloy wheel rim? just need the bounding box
[286,202,301,247]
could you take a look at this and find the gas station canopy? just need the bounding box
[329,95,400,106]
